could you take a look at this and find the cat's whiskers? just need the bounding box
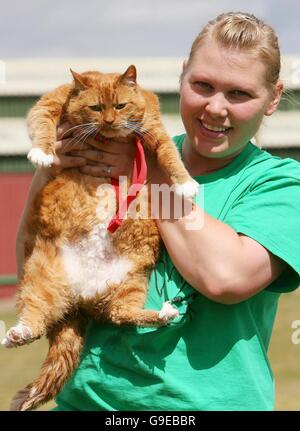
[61,122,99,139]
[65,124,99,150]
[123,120,157,142]
[75,127,98,147]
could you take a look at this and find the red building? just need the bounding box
[0,171,33,298]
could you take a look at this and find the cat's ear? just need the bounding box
[119,65,137,87]
[70,69,89,91]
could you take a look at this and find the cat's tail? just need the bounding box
[10,313,87,411]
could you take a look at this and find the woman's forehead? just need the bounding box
[188,42,267,88]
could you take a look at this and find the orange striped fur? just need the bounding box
[5,66,196,411]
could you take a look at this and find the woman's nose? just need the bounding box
[205,93,228,118]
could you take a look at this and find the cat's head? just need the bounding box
[66,65,146,138]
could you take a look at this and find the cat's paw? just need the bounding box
[158,301,179,322]
[1,323,33,348]
[27,148,54,167]
[174,180,199,198]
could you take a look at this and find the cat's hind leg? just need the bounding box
[2,241,73,348]
[85,218,179,327]
[10,313,87,411]
[88,271,179,327]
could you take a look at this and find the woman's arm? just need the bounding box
[156,203,287,304]
[16,168,52,280]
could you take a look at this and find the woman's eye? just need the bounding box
[194,81,212,91]
[115,103,127,110]
[89,105,102,111]
[230,90,251,99]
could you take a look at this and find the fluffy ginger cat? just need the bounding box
[2,65,197,411]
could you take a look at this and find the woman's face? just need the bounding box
[180,40,281,159]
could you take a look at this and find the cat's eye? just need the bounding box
[115,103,127,110]
[89,105,103,112]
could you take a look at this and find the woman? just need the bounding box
[16,12,300,410]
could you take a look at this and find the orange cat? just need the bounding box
[2,65,197,411]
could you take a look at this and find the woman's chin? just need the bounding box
[194,138,230,158]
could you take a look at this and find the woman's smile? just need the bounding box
[197,118,233,139]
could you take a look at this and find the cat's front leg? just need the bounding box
[27,113,57,167]
[150,131,199,199]
[26,90,68,167]
[27,148,55,167]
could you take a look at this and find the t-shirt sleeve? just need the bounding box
[224,163,300,293]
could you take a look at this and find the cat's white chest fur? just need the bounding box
[61,185,132,300]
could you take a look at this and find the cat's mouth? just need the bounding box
[98,127,131,139]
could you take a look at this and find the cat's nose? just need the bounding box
[104,118,114,125]
[103,112,115,125]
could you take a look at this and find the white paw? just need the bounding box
[174,180,199,198]
[1,323,33,348]
[27,148,54,167]
[158,301,179,321]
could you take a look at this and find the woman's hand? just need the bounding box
[44,122,88,177]
[76,136,136,180]
[49,122,135,180]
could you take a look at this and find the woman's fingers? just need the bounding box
[54,138,91,155]
[69,149,117,165]
[48,138,89,174]
[70,149,133,177]
[53,154,86,169]
[88,137,136,157]
[56,122,74,140]
[79,164,116,178]
[51,130,135,178]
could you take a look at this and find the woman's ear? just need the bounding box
[180,59,188,87]
[264,80,284,116]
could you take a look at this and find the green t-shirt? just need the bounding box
[55,136,300,411]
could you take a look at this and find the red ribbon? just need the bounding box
[107,137,147,233]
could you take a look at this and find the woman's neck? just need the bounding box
[182,138,245,176]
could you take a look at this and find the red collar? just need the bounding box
[107,137,147,233]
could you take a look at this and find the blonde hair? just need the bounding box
[186,12,281,88]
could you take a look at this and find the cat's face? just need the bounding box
[66,66,146,138]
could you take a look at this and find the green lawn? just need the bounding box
[268,291,300,410]
[0,310,56,411]
[0,291,300,411]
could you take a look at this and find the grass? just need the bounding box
[0,310,56,411]
[0,291,299,411]
[268,291,300,410]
